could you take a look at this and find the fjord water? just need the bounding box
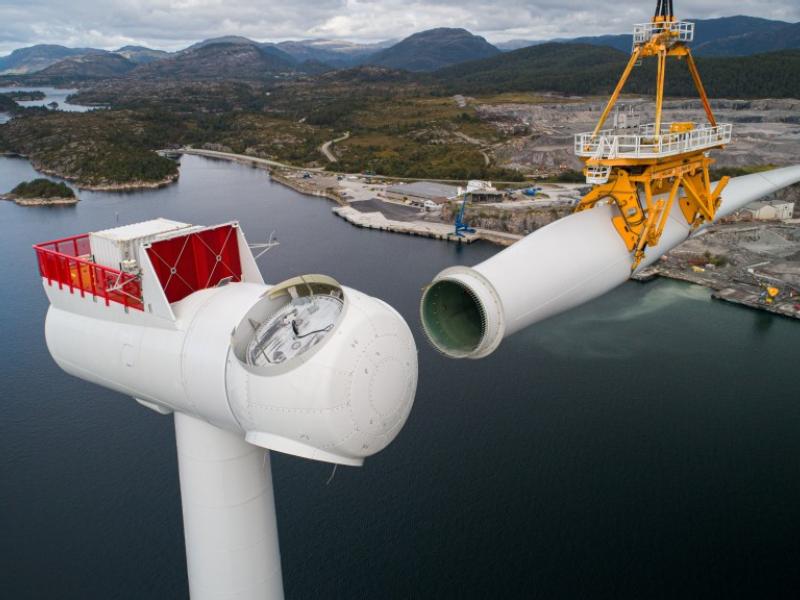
[0,86,88,112]
[1,155,798,599]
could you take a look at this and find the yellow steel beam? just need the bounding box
[591,47,642,139]
[654,50,667,136]
[633,181,658,261]
[685,49,717,127]
[652,178,681,244]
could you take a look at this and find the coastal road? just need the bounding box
[175,147,530,185]
[178,148,303,171]
[320,132,350,163]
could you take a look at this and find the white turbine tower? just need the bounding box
[34,219,418,599]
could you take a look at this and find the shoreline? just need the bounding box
[75,173,179,192]
[269,172,346,206]
[178,148,522,246]
[1,194,78,206]
[1,151,179,191]
[35,164,179,191]
[178,149,346,205]
[633,264,800,320]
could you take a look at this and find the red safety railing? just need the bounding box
[33,234,144,311]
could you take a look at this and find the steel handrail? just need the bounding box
[575,123,732,159]
[33,235,143,310]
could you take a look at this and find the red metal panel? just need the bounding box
[146,224,242,304]
[32,234,143,311]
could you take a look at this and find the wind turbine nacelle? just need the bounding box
[421,166,800,359]
[37,221,417,466]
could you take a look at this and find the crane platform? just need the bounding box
[575,122,732,162]
[573,0,733,269]
[632,20,694,45]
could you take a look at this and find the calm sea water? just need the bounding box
[0,86,90,112]
[0,86,95,124]
[1,155,798,599]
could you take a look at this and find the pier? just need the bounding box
[332,206,479,243]
[712,287,800,320]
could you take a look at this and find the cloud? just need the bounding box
[0,0,798,54]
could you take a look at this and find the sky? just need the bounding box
[1,0,799,55]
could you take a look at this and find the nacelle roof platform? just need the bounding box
[33,219,263,322]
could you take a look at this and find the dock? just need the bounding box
[332,206,479,243]
[633,264,800,320]
[712,288,800,320]
[332,206,524,246]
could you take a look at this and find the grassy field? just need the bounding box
[327,95,524,180]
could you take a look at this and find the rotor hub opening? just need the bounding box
[421,279,486,358]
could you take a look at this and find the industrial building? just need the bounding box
[384,182,460,208]
[741,200,795,221]
[458,180,505,203]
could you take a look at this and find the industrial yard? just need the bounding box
[634,222,800,319]
[179,145,800,320]
[475,98,800,176]
[270,167,584,244]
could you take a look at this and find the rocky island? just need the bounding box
[2,91,46,102]
[1,178,78,205]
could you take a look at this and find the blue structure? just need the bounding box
[454,193,475,237]
[522,187,542,197]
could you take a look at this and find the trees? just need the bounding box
[9,178,75,198]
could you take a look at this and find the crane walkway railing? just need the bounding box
[575,122,732,161]
[633,20,694,45]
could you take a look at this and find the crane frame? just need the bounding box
[573,2,731,269]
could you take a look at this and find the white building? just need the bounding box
[457,180,504,203]
[742,200,795,221]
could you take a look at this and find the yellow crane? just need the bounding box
[574,0,732,269]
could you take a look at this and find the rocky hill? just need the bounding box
[367,28,501,72]
[273,39,392,68]
[0,44,104,75]
[496,16,795,55]
[434,43,800,98]
[33,53,136,81]
[130,43,297,79]
[114,45,170,64]
[695,21,800,56]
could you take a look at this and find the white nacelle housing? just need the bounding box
[40,221,418,466]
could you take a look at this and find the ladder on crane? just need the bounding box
[573,0,732,270]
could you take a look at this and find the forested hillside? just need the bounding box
[434,44,800,98]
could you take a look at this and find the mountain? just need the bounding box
[695,21,800,56]
[496,39,546,51]
[366,28,501,72]
[131,42,297,79]
[317,65,416,84]
[498,16,794,55]
[185,36,261,51]
[181,38,297,65]
[435,43,629,94]
[691,16,791,47]
[114,45,170,64]
[558,34,632,53]
[0,44,104,75]
[33,53,136,81]
[273,39,393,68]
[433,43,800,98]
